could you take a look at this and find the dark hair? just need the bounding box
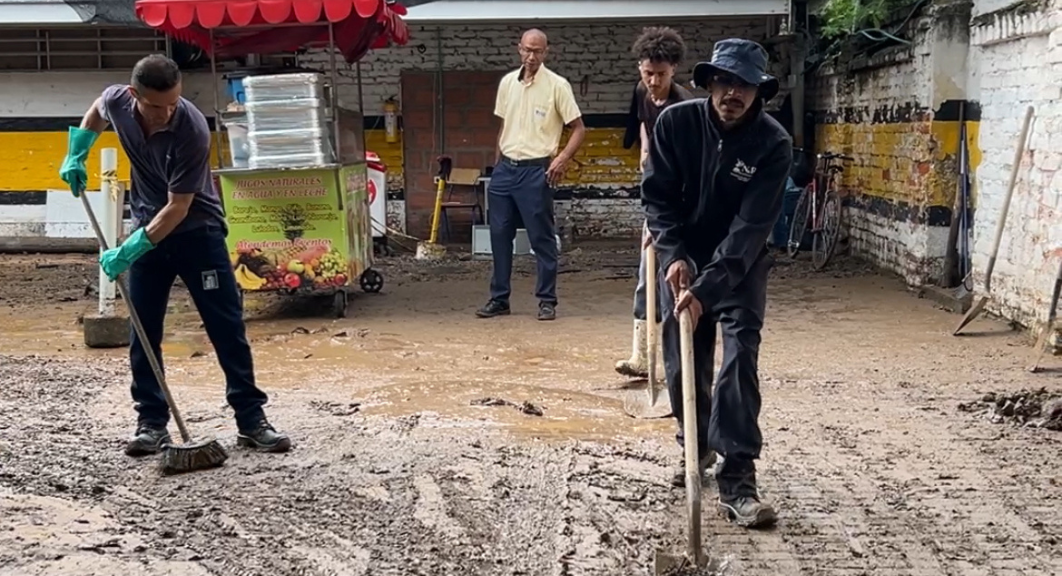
[131,54,181,92]
[632,26,686,66]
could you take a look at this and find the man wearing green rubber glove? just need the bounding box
[58,128,99,198]
[59,54,291,457]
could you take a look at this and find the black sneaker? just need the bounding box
[236,419,292,453]
[476,299,510,318]
[125,425,172,457]
[718,494,777,528]
[670,451,718,487]
[537,302,556,321]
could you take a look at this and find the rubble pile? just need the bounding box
[959,388,1062,430]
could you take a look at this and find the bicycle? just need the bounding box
[786,150,853,270]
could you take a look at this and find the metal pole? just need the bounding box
[98,148,119,316]
[791,34,806,148]
[328,23,340,163]
[356,60,365,117]
[436,26,444,154]
[209,29,224,169]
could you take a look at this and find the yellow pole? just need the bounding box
[428,176,446,244]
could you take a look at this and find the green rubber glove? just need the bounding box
[99,228,154,281]
[59,127,100,197]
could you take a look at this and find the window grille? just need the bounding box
[0,27,168,71]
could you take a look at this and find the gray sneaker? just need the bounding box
[718,494,777,528]
[125,425,171,457]
[670,451,719,487]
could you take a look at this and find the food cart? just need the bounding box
[134,0,409,317]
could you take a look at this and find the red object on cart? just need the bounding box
[135,0,409,62]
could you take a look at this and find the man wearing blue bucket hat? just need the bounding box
[642,38,792,528]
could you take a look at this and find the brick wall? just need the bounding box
[0,18,790,242]
[811,0,1062,330]
[299,18,791,239]
[968,0,1062,328]
[809,5,977,285]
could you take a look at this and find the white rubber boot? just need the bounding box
[615,319,649,378]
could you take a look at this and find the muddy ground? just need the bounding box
[1,243,1060,576]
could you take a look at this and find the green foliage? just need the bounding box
[818,0,914,39]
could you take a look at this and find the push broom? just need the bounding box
[79,192,228,475]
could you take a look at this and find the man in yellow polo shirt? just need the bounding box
[476,28,586,321]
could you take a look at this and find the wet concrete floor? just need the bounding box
[1,245,1061,575]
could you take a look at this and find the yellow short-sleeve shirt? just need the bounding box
[494,65,582,161]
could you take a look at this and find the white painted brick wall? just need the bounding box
[0,70,219,116]
[970,1,1062,326]
[0,19,786,119]
[0,18,789,242]
[810,48,928,112]
[298,18,790,240]
[810,36,939,285]
[302,19,788,115]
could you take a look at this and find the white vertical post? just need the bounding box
[98,148,119,316]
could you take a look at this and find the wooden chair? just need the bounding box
[439,167,484,242]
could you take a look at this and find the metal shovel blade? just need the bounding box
[626,243,671,419]
[953,296,987,335]
[623,383,672,419]
[653,550,694,575]
[654,550,725,575]
[1028,326,1053,373]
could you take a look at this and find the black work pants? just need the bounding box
[127,226,268,432]
[660,254,770,473]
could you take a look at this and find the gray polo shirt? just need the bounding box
[97,85,225,235]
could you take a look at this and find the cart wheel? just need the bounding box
[360,269,384,293]
[332,290,348,318]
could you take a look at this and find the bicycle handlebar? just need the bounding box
[818,152,855,162]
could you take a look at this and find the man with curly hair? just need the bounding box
[615,27,693,379]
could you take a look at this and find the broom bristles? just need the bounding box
[159,438,229,475]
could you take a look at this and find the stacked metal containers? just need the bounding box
[244,72,335,169]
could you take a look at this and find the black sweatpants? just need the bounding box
[660,253,771,467]
[127,225,268,432]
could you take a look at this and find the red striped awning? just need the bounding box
[134,0,409,63]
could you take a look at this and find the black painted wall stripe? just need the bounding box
[844,193,953,227]
[0,191,47,205]
[934,100,982,122]
[0,113,638,132]
[0,187,654,204]
[813,99,982,125]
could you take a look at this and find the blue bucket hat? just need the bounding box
[692,38,779,102]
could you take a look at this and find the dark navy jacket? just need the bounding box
[641,97,793,305]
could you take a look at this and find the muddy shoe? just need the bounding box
[237,419,292,453]
[670,451,717,488]
[125,425,171,457]
[476,299,511,318]
[717,494,777,528]
[537,302,556,321]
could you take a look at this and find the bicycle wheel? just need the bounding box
[787,186,812,258]
[811,190,842,270]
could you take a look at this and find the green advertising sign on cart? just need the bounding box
[218,167,353,293]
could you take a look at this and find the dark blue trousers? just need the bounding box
[660,253,770,476]
[487,160,558,305]
[127,226,267,432]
